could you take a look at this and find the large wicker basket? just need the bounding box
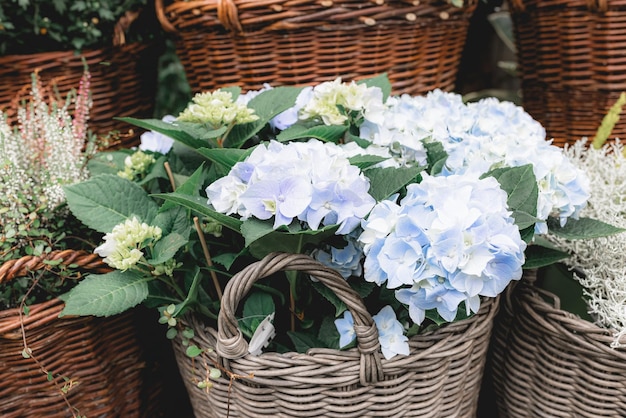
[155,0,478,96]
[510,0,626,147]
[173,252,499,418]
[0,18,158,149]
[0,250,148,418]
[489,271,626,417]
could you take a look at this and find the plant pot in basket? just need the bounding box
[0,1,161,148]
[155,0,478,96]
[0,251,148,418]
[509,0,626,146]
[55,75,609,418]
[173,252,500,418]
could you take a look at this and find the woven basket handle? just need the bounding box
[0,250,109,284]
[510,0,607,12]
[216,251,384,384]
[154,0,244,34]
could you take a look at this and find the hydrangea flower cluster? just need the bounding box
[177,89,259,126]
[95,216,162,271]
[359,173,526,325]
[298,78,386,126]
[206,139,376,234]
[357,89,590,233]
[139,114,176,154]
[335,305,409,360]
[117,150,156,181]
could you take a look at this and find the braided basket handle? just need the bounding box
[0,250,109,284]
[216,251,384,384]
[154,0,244,34]
[510,0,607,12]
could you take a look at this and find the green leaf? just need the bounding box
[86,150,130,175]
[364,165,424,201]
[240,292,275,339]
[287,331,328,353]
[64,174,158,233]
[276,124,347,143]
[160,164,208,212]
[116,117,211,150]
[424,140,448,175]
[150,232,188,265]
[547,217,626,240]
[224,86,304,148]
[245,222,339,259]
[311,280,346,316]
[186,345,204,358]
[523,244,571,269]
[485,164,538,218]
[153,192,243,232]
[536,263,594,321]
[358,73,392,101]
[59,271,150,317]
[348,154,388,170]
[194,147,251,173]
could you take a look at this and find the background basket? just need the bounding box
[0,20,159,149]
[510,0,626,147]
[155,0,478,96]
[489,271,626,418]
[0,250,148,418]
[173,252,499,418]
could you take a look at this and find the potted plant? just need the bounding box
[58,74,620,417]
[0,68,153,417]
[490,95,626,418]
[0,0,162,147]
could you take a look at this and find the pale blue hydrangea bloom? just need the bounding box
[359,173,526,325]
[335,305,409,360]
[311,231,364,279]
[372,305,410,359]
[139,115,176,154]
[206,139,376,234]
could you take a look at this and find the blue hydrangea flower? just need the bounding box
[359,173,526,325]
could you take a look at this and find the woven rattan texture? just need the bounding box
[510,0,626,147]
[0,250,148,417]
[173,252,499,418]
[156,0,477,96]
[0,43,158,149]
[490,273,626,418]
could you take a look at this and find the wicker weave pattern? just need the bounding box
[173,252,499,417]
[510,0,626,146]
[490,275,626,418]
[0,42,157,148]
[0,251,146,417]
[156,0,477,96]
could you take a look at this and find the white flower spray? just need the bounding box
[553,139,626,347]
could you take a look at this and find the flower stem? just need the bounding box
[193,217,223,301]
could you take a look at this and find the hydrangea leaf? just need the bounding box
[424,140,448,175]
[358,73,392,102]
[276,124,347,143]
[86,150,130,176]
[484,164,538,230]
[159,164,208,212]
[242,219,338,259]
[194,147,252,174]
[59,271,150,317]
[547,217,626,240]
[523,244,571,269]
[364,165,424,201]
[64,174,158,233]
[116,117,217,149]
[153,192,243,233]
[348,154,389,170]
[287,331,328,353]
[225,86,304,148]
[240,291,275,339]
[150,232,188,265]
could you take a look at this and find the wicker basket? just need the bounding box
[489,271,626,418]
[0,17,158,149]
[0,250,147,418]
[155,0,478,96]
[173,252,499,418]
[510,0,626,147]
